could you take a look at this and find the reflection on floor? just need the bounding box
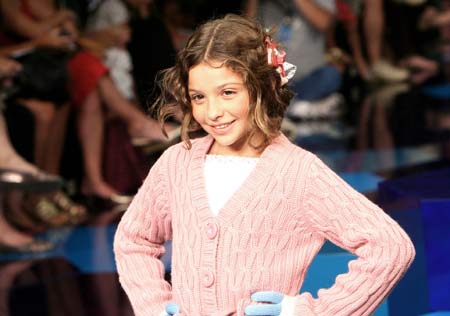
[2,83,450,315]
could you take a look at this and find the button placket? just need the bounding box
[199,218,220,312]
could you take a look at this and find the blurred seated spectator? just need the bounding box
[0,57,55,252]
[330,0,410,82]
[4,48,71,175]
[0,52,88,229]
[245,0,344,119]
[0,0,177,203]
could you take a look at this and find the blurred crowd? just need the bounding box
[1,0,450,253]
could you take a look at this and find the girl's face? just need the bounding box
[189,61,257,156]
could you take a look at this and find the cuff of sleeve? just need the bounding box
[280,293,315,316]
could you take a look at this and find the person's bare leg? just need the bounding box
[0,193,34,247]
[346,20,371,79]
[364,0,384,65]
[363,0,410,82]
[42,102,70,174]
[0,114,38,174]
[77,89,118,198]
[96,76,168,141]
[19,99,56,170]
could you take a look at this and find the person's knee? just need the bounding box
[29,101,56,124]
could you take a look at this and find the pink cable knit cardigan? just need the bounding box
[114,134,415,316]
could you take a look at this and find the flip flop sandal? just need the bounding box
[49,192,88,225]
[27,196,71,228]
[0,168,63,192]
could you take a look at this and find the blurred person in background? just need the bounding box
[245,0,344,120]
[0,56,54,252]
[0,0,176,203]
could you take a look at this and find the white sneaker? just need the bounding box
[372,60,410,82]
[287,93,344,120]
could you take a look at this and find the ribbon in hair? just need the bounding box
[265,37,297,85]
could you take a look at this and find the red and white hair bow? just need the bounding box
[265,37,297,85]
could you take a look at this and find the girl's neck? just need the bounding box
[207,149,262,158]
[208,135,267,158]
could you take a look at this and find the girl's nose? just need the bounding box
[206,101,223,120]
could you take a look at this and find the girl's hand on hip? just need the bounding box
[164,302,180,316]
[245,291,283,315]
[245,291,299,316]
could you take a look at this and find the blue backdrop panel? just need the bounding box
[421,199,450,310]
[379,168,450,315]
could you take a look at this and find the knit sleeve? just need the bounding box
[114,153,173,316]
[292,156,415,315]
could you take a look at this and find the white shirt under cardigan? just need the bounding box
[204,155,259,216]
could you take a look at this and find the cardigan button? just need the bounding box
[203,271,215,287]
[205,222,218,239]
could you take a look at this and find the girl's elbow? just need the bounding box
[403,237,416,267]
[392,235,416,271]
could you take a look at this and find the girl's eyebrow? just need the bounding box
[188,82,243,93]
[216,82,243,89]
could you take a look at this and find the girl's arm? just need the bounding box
[292,156,415,315]
[114,153,173,316]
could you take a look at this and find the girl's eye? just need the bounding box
[223,90,236,97]
[191,94,204,102]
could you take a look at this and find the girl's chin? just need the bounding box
[210,136,251,155]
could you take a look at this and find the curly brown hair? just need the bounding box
[153,14,294,150]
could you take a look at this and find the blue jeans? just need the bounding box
[289,65,342,101]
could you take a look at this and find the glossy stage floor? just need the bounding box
[1,83,450,316]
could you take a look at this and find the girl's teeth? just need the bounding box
[216,123,229,129]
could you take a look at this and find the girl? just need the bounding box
[114,14,415,316]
